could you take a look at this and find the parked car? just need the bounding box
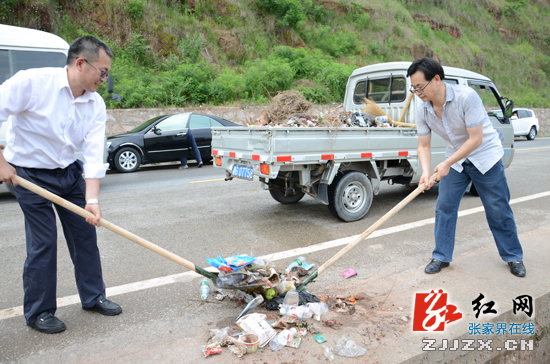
[490,108,539,140]
[107,113,240,173]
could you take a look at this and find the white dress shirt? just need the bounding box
[416,83,504,174]
[0,67,108,178]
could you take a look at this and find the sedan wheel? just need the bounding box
[527,126,536,140]
[114,147,141,173]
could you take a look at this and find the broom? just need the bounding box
[363,94,416,128]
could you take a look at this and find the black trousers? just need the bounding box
[13,161,105,325]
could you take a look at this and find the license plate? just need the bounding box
[231,165,254,180]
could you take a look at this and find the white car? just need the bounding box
[491,108,539,140]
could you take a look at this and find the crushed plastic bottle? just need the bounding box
[269,328,297,351]
[285,256,306,274]
[199,278,210,300]
[334,335,367,357]
[216,273,247,287]
[324,346,335,361]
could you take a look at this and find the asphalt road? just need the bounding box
[1,137,549,363]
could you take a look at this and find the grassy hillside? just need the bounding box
[2,0,550,108]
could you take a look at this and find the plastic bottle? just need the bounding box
[216,273,247,287]
[283,287,299,307]
[324,346,335,361]
[269,328,297,351]
[199,278,210,300]
[280,287,299,317]
[285,256,306,274]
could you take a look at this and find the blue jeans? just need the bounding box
[180,129,203,166]
[432,159,523,263]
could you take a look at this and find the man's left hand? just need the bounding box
[85,203,102,226]
[434,162,451,181]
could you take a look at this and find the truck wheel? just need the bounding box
[328,171,373,222]
[269,179,305,204]
[526,126,536,140]
[114,147,141,173]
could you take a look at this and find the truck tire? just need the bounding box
[114,147,141,173]
[328,171,373,222]
[269,179,305,204]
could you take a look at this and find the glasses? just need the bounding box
[409,79,432,94]
[83,58,110,79]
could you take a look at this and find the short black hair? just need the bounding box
[67,36,112,66]
[407,57,445,81]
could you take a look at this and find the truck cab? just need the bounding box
[344,61,515,178]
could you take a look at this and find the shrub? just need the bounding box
[126,0,146,20]
[295,84,333,104]
[243,59,295,100]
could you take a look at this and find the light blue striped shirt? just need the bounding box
[416,83,503,174]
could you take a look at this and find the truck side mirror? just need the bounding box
[106,75,121,102]
[504,99,514,118]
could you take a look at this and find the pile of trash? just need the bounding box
[247,90,414,128]
[199,254,368,359]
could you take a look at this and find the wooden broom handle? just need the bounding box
[397,92,414,124]
[317,173,438,276]
[15,175,198,272]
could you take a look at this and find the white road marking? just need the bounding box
[2,190,549,321]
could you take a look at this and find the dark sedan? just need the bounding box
[107,113,240,172]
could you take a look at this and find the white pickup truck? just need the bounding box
[211,62,515,222]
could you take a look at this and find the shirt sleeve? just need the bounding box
[0,70,34,123]
[416,103,431,137]
[464,91,487,128]
[82,97,109,179]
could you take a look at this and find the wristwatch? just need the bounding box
[86,199,99,205]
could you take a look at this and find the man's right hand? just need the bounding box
[0,155,18,186]
[419,172,435,191]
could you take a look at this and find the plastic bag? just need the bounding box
[208,326,229,344]
[206,254,256,272]
[305,302,329,320]
[334,335,367,357]
[264,290,320,310]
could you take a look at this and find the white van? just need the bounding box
[0,24,71,195]
[343,61,515,177]
[0,24,109,196]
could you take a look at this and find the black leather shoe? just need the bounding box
[83,295,122,316]
[508,261,526,277]
[425,259,450,274]
[28,311,66,334]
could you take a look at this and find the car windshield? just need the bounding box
[129,115,168,133]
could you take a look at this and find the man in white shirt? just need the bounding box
[406,57,525,278]
[0,36,122,334]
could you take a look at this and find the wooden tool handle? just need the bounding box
[15,175,198,272]
[397,92,414,124]
[317,173,437,276]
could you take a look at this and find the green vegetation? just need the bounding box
[2,0,550,108]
